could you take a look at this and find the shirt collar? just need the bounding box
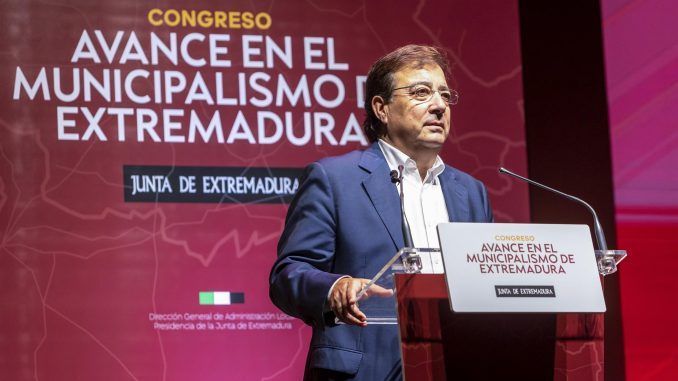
[377,139,445,182]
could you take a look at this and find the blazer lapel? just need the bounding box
[359,144,403,250]
[439,168,470,222]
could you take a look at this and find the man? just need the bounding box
[269,45,493,380]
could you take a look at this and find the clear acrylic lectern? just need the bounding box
[349,247,441,324]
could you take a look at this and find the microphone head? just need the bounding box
[390,170,400,183]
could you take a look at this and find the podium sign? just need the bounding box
[437,223,606,312]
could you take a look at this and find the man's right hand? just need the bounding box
[328,277,394,326]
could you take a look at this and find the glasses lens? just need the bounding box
[439,91,452,103]
[448,90,459,105]
[393,85,459,105]
[411,85,432,101]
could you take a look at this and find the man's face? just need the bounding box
[382,64,451,155]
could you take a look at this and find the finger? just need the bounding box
[347,302,367,323]
[330,289,346,318]
[331,292,363,325]
[340,307,367,326]
[330,278,368,326]
[330,280,351,321]
[345,282,367,322]
[365,284,394,298]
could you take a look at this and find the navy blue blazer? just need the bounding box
[269,143,493,380]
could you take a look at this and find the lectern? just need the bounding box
[395,274,603,380]
[356,223,626,380]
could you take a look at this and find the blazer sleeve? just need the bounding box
[269,162,344,327]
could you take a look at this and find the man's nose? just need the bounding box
[429,91,448,113]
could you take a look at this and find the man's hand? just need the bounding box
[328,277,394,326]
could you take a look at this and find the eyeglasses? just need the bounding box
[391,84,459,105]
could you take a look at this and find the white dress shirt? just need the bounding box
[378,139,449,273]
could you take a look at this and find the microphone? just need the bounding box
[393,165,414,248]
[390,170,399,184]
[498,167,608,251]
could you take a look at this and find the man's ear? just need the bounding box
[371,96,388,125]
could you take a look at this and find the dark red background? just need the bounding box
[0,1,527,380]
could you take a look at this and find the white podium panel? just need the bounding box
[437,223,606,313]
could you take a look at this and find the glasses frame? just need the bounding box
[390,83,459,105]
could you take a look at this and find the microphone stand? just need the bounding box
[391,165,414,248]
[498,167,627,275]
[499,167,607,250]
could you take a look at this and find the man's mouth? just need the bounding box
[424,120,444,127]
[424,121,445,131]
